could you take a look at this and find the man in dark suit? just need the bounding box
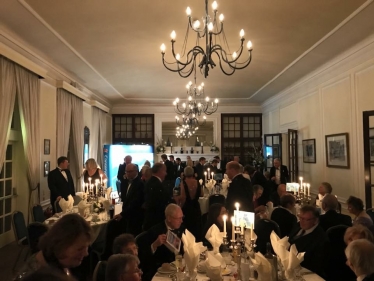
[116,155,133,193]
[269,158,289,185]
[174,157,185,179]
[194,157,206,183]
[271,194,297,237]
[114,163,145,236]
[47,156,75,213]
[270,184,287,207]
[289,205,330,278]
[345,239,374,281]
[143,163,170,230]
[225,161,254,214]
[319,194,352,231]
[161,154,175,195]
[245,165,272,206]
[140,204,185,280]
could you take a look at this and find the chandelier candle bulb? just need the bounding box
[240,29,244,38]
[212,1,217,10]
[160,44,166,53]
[171,30,176,40]
[219,14,224,22]
[186,7,191,16]
[223,214,227,236]
[231,216,235,241]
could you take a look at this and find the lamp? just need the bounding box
[160,0,253,78]
[176,124,199,139]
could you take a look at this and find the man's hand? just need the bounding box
[113,214,122,221]
[152,234,167,249]
[56,196,62,201]
[271,176,276,181]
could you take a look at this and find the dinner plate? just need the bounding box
[157,267,177,275]
[221,268,231,276]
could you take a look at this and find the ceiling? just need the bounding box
[1,0,374,107]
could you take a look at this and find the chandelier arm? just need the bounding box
[210,22,224,36]
[174,104,188,115]
[172,46,203,67]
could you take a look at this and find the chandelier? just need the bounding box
[176,124,198,139]
[160,0,253,78]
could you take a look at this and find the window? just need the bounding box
[83,126,90,164]
[112,114,154,145]
[0,145,13,235]
[221,114,262,164]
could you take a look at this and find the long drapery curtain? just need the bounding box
[97,109,107,167]
[89,107,107,168]
[15,64,41,205]
[56,89,72,157]
[0,56,17,174]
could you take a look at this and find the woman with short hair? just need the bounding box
[347,196,373,228]
[345,239,374,280]
[106,254,142,281]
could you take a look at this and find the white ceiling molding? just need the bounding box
[0,41,47,78]
[90,100,110,113]
[56,80,88,101]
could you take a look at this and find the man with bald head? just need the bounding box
[225,161,254,214]
[114,163,145,236]
[270,184,287,207]
[319,193,352,231]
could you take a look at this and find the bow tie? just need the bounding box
[59,168,67,172]
[171,229,181,236]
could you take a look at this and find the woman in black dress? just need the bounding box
[178,166,203,241]
[83,158,107,194]
[202,203,227,250]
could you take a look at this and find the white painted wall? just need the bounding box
[262,34,374,207]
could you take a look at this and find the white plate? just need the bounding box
[157,267,177,275]
[221,268,231,276]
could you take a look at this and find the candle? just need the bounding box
[235,202,240,213]
[251,223,254,240]
[303,183,306,194]
[171,142,173,146]
[88,177,92,187]
[201,142,203,147]
[296,183,299,196]
[100,174,103,185]
[204,171,207,181]
[231,216,235,241]
[207,168,210,180]
[91,184,94,194]
[211,172,214,179]
[240,219,245,235]
[223,214,227,236]
[307,183,310,196]
[299,177,303,191]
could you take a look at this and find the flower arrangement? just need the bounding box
[155,135,165,153]
[247,143,265,170]
[93,201,105,214]
[210,141,219,152]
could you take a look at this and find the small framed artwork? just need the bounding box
[370,128,374,162]
[44,139,50,155]
[325,133,350,169]
[302,139,316,163]
[44,161,50,177]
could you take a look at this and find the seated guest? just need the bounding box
[345,239,374,281]
[289,205,329,277]
[141,204,185,279]
[113,233,138,255]
[270,184,287,207]
[347,196,373,228]
[245,165,272,205]
[19,214,92,279]
[271,194,297,238]
[319,194,352,231]
[344,225,374,245]
[202,203,227,250]
[21,267,75,281]
[106,254,142,281]
[253,185,266,214]
[315,182,332,205]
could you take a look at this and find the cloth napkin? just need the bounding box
[77,200,91,217]
[249,252,273,280]
[205,179,216,192]
[205,224,224,254]
[101,199,111,211]
[67,195,74,211]
[182,229,207,274]
[106,187,112,199]
[284,244,305,279]
[59,197,69,213]
[244,228,258,253]
[206,251,222,281]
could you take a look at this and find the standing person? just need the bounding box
[161,154,175,194]
[83,158,107,194]
[114,164,145,236]
[117,155,133,189]
[143,163,170,230]
[269,158,289,185]
[225,161,254,214]
[48,156,75,213]
[194,157,206,182]
[176,166,203,241]
[174,157,185,179]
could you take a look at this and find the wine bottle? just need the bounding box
[265,242,278,281]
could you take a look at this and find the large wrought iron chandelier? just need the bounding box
[160,0,253,78]
[176,124,198,139]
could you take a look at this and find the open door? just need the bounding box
[288,129,298,182]
[264,134,282,171]
[363,110,374,208]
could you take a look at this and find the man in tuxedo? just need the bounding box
[47,156,75,213]
[269,158,289,185]
[225,161,254,214]
[289,205,329,277]
[195,157,206,182]
[245,165,272,206]
[161,154,175,195]
[174,157,185,179]
[319,194,352,231]
[345,239,374,281]
[143,163,170,230]
[141,204,185,279]
[270,184,287,207]
[114,164,145,236]
[117,155,134,193]
[271,194,297,237]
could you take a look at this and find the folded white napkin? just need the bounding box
[101,199,111,211]
[59,198,69,213]
[221,180,229,190]
[249,252,273,281]
[68,195,74,211]
[205,224,224,254]
[182,229,207,273]
[245,228,258,252]
[77,200,91,217]
[106,187,112,199]
[284,244,305,279]
[205,179,216,192]
[206,251,222,281]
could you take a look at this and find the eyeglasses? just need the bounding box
[298,215,315,222]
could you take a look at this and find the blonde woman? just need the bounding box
[83,158,107,193]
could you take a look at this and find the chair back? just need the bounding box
[32,204,45,223]
[27,222,48,253]
[12,211,28,245]
[100,219,125,261]
[93,260,107,281]
[73,195,82,206]
[208,194,225,206]
[366,208,374,222]
[254,219,281,255]
[136,231,149,268]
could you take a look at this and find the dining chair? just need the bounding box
[366,208,374,222]
[73,195,82,206]
[208,194,225,206]
[32,204,45,223]
[12,211,29,272]
[54,200,62,213]
[93,260,107,281]
[254,219,281,255]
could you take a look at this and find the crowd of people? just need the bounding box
[33,155,374,281]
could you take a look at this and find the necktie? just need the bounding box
[126,181,132,196]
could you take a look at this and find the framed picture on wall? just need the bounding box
[44,161,50,177]
[44,139,50,155]
[302,139,316,163]
[325,133,350,169]
[370,128,374,162]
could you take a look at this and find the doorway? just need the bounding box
[363,110,374,209]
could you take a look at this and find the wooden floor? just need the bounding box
[0,241,29,281]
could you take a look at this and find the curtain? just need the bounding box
[56,88,72,157]
[15,64,41,205]
[70,95,84,192]
[0,56,17,174]
[97,109,107,168]
[89,107,100,162]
